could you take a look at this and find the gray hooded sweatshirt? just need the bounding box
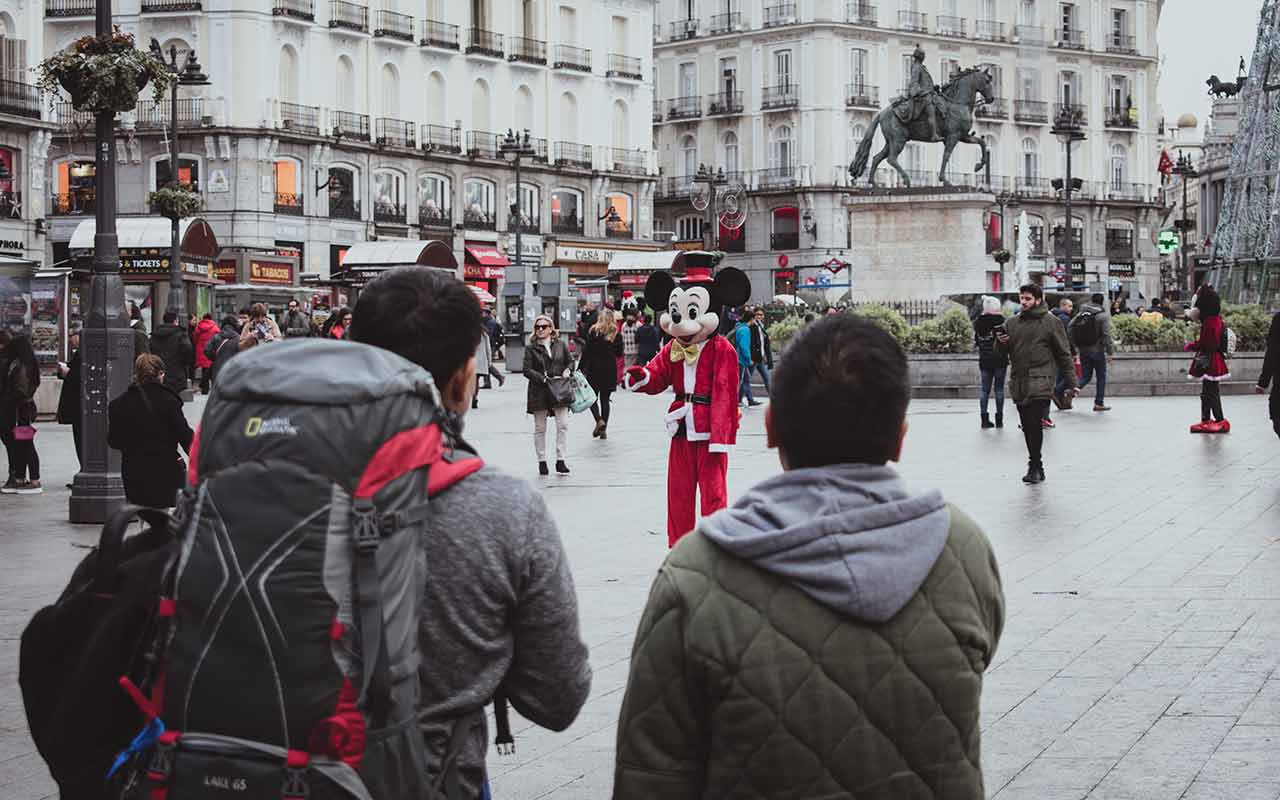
[699,462,950,623]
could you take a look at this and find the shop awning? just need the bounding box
[0,254,37,279]
[340,239,457,270]
[465,245,510,267]
[607,250,685,273]
[69,217,219,259]
[470,285,496,304]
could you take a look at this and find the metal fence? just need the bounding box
[847,300,940,326]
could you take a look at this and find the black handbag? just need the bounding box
[547,375,576,407]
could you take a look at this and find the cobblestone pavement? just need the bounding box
[1,379,1278,799]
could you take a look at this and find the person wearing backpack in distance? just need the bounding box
[1071,293,1114,412]
[1256,310,1280,439]
[1186,285,1231,433]
[613,314,1004,800]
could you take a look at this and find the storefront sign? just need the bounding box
[618,274,648,286]
[249,260,294,285]
[1109,262,1136,278]
[504,237,544,266]
[555,245,620,265]
[214,260,237,283]
[120,254,210,279]
[673,240,704,251]
[464,264,505,280]
[0,238,23,251]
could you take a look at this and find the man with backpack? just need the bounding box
[1070,293,1114,412]
[202,314,242,386]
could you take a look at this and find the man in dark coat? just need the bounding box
[205,315,242,386]
[279,299,312,338]
[56,331,82,471]
[149,309,193,398]
[1256,311,1280,439]
[107,353,193,508]
[128,303,149,358]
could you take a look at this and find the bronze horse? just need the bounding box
[849,68,996,188]
[1206,75,1246,98]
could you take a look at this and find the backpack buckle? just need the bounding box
[282,767,310,799]
[352,500,382,553]
[146,736,176,783]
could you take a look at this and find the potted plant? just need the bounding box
[148,182,203,220]
[991,248,1012,266]
[35,27,172,115]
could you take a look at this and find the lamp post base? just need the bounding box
[68,472,127,524]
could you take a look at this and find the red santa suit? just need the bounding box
[628,334,740,546]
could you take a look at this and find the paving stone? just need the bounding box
[1199,725,1280,784]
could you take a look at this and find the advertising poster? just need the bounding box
[0,275,29,332]
[29,278,62,371]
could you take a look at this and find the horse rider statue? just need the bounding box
[897,44,942,141]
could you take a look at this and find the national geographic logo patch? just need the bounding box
[244,417,299,437]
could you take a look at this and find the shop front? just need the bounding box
[212,251,303,320]
[330,239,457,288]
[606,250,688,309]
[465,243,511,301]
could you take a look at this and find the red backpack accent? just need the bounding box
[185,425,200,485]
[427,452,485,497]
[354,424,443,499]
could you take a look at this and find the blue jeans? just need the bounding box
[980,366,1006,416]
[738,364,755,403]
[1078,351,1107,406]
[751,362,772,394]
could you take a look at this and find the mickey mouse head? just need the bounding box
[645,262,751,347]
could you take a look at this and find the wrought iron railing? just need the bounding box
[1106,33,1137,54]
[328,1,368,32]
[937,15,965,37]
[652,99,663,122]
[508,215,540,234]
[420,19,460,49]
[373,202,407,224]
[465,130,501,159]
[551,216,583,235]
[708,91,744,115]
[509,36,547,65]
[845,84,878,107]
[273,0,314,21]
[1057,27,1086,49]
[1105,105,1139,129]
[709,12,741,34]
[759,167,797,189]
[554,142,592,170]
[419,205,452,228]
[280,101,320,134]
[974,19,1005,40]
[1014,99,1048,123]
[846,2,877,25]
[275,193,303,215]
[656,176,697,199]
[975,97,1008,120]
[375,118,415,147]
[605,222,633,240]
[669,18,698,39]
[463,209,496,230]
[1055,103,1087,128]
[141,0,201,11]
[761,84,799,109]
[134,98,204,129]
[898,10,927,32]
[607,54,642,80]
[763,3,797,27]
[1105,182,1149,202]
[554,44,591,72]
[45,0,95,16]
[373,9,413,40]
[610,148,647,176]
[420,124,461,153]
[330,198,361,220]
[54,101,93,129]
[1106,231,1134,261]
[668,96,702,120]
[331,110,370,141]
[1014,24,1045,43]
[466,28,503,58]
[0,80,41,119]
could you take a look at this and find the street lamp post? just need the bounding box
[1051,108,1087,290]
[70,0,132,523]
[1171,152,1199,296]
[500,129,536,366]
[150,42,208,324]
[989,190,1019,289]
[692,164,727,251]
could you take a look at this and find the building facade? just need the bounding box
[0,0,51,268]
[652,0,1166,302]
[43,0,658,321]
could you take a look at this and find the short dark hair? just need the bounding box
[162,309,178,323]
[202,312,213,321]
[771,315,909,468]
[1019,283,1043,300]
[1091,293,1104,304]
[220,314,239,329]
[351,267,483,388]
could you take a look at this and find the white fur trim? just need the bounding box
[708,443,732,454]
[1189,372,1232,382]
[624,371,651,391]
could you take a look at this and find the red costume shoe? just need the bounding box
[1190,421,1211,433]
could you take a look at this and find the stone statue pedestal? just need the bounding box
[845,190,997,301]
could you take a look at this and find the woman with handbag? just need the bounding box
[1186,286,1231,434]
[107,354,194,508]
[523,314,573,476]
[0,333,42,494]
[581,309,623,440]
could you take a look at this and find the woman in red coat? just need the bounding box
[1186,286,1230,433]
[192,313,220,395]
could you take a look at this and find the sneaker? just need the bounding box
[0,479,19,494]
[1093,404,1111,412]
[1190,421,1211,433]
[14,480,42,495]
[748,400,763,407]
[1041,418,1055,429]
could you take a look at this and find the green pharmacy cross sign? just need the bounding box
[1157,230,1180,255]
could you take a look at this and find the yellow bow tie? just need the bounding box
[670,340,703,365]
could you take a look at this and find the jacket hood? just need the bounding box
[152,324,185,340]
[195,319,219,332]
[1021,303,1048,320]
[698,463,950,623]
[974,313,1004,335]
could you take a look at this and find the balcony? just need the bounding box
[761,84,799,110]
[527,136,550,163]
[463,209,496,230]
[374,202,407,224]
[328,1,368,33]
[508,214,540,235]
[331,110,370,141]
[845,83,878,108]
[1106,182,1149,202]
[1106,33,1137,55]
[605,222,633,240]
[656,176,696,200]
[0,81,41,120]
[551,216,583,236]
[1056,27,1086,50]
[1014,99,1048,124]
[273,0,314,21]
[763,3,798,27]
[45,0,94,16]
[974,19,1005,41]
[54,101,93,130]
[509,36,547,65]
[420,124,461,153]
[709,12,741,34]
[975,97,1008,120]
[467,28,503,58]
[1012,176,1054,198]
[1105,105,1139,129]
[554,142,593,170]
[846,2,877,26]
[1014,24,1045,43]
[770,231,800,249]
[898,10,927,32]
[419,205,452,228]
[670,19,698,40]
[607,54,642,80]
[610,148,647,176]
[708,91,744,116]
[466,130,501,159]
[373,9,413,41]
[667,96,702,120]
[1106,231,1134,261]
[141,0,201,11]
[134,98,204,130]
[759,167,797,190]
[375,117,415,147]
[1054,103,1087,128]
[937,15,966,37]
[275,192,303,216]
[51,191,96,215]
[280,101,321,134]
[554,44,591,72]
[420,19,460,50]
[330,198,361,220]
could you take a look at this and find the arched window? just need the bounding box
[560,91,578,141]
[53,158,96,215]
[1110,143,1129,188]
[381,64,400,117]
[680,135,697,178]
[278,45,298,103]
[417,172,452,226]
[273,157,302,213]
[1106,220,1135,260]
[551,187,583,233]
[1022,213,1046,255]
[463,177,497,228]
[605,192,633,239]
[471,79,491,132]
[722,131,739,175]
[336,55,355,111]
[676,214,703,243]
[373,169,406,221]
[426,72,447,125]
[328,164,360,220]
[770,125,793,173]
[1021,137,1040,184]
[153,154,201,191]
[506,182,540,232]
[771,206,799,249]
[611,99,629,149]
[515,85,535,132]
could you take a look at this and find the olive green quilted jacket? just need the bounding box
[613,507,1004,800]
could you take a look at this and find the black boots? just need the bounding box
[539,461,549,476]
[1022,463,1046,484]
[995,410,1004,428]
[555,460,570,475]
[981,413,994,429]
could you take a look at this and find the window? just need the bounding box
[1020,0,1036,24]
[850,48,868,90]
[551,188,583,232]
[722,131,739,174]
[677,215,704,242]
[274,158,301,211]
[773,50,792,85]
[506,182,540,229]
[336,55,355,111]
[980,0,995,19]
[605,192,633,238]
[560,92,578,141]
[612,16,628,55]
[678,61,697,97]
[771,206,799,249]
[903,143,924,175]
[901,53,914,93]
[1110,144,1128,187]
[328,165,359,219]
[0,34,26,84]
[941,58,961,82]
[769,125,793,172]
[418,173,452,225]
[1110,75,1130,110]
[373,170,406,217]
[1021,137,1040,183]
[681,135,698,177]
[472,79,491,132]
[559,5,577,45]
[719,57,737,95]
[979,63,1003,96]
[1018,67,1039,100]
[612,100,629,149]
[941,0,957,13]
[1024,216,1045,254]
[1060,2,1075,33]
[463,177,496,226]
[1059,70,1080,106]
[381,64,400,118]
[515,85,535,132]
[848,123,867,167]
[1112,8,1128,46]
[279,45,298,103]
[427,72,447,125]
[155,157,200,190]
[53,159,96,215]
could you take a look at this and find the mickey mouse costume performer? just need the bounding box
[623,253,751,546]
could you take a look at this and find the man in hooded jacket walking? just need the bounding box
[149,309,193,399]
[613,314,1004,800]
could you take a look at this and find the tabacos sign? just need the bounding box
[249,260,294,285]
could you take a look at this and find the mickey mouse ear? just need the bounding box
[711,267,751,308]
[644,272,676,309]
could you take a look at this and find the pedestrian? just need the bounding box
[1071,292,1114,412]
[342,266,590,795]
[471,327,506,409]
[149,309,193,399]
[733,310,758,406]
[634,312,659,365]
[482,307,503,360]
[1049,297,1076,415]
[620,310,639,369]
[582,308,623,439]
[974,295,1007,428]
[205,314,244,386]
[56,329,82,473]
[1186,286,1231,433]
[239,302,282,344]
[279,298,311,338]
[0,332,41,493]
[192,312,219,394]
[1256,310,1280,439]
[995,283,1077,484]
[748,306,774,395]
[128,302,149,357]
[523,313,573,475]
[613,314,1004,799]
[323,306,352,340]
[107,353,193,509]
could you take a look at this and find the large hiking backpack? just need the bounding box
[1070,309,1102,348]
[121,339,484,800]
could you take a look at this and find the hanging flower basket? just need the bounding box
[148,183,202,220]
[35,27,172,115]
[991,249,1012,265]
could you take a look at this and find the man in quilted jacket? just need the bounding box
[613,314,1005,800]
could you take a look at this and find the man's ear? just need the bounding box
[890,419,908,463]
[443,356,477,414]
[765,404,790,470]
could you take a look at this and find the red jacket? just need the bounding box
[628,335,740,451]
[193,319,220,368]
[1187,314,1230,380]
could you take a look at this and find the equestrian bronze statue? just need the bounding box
[849,46,996,188]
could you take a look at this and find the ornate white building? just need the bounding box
[0,0,50,266]
[652,0,1167,301]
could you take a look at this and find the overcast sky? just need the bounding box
[1158,1,1261,134]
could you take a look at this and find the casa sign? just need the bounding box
[554,245,626,265]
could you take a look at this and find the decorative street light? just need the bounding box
[1051,106,1087,289]
[986,190,1019,289]
[692,163,728,250]
[1171,152,1199,296]
[149,40,209,325]
[499,129,536,365]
